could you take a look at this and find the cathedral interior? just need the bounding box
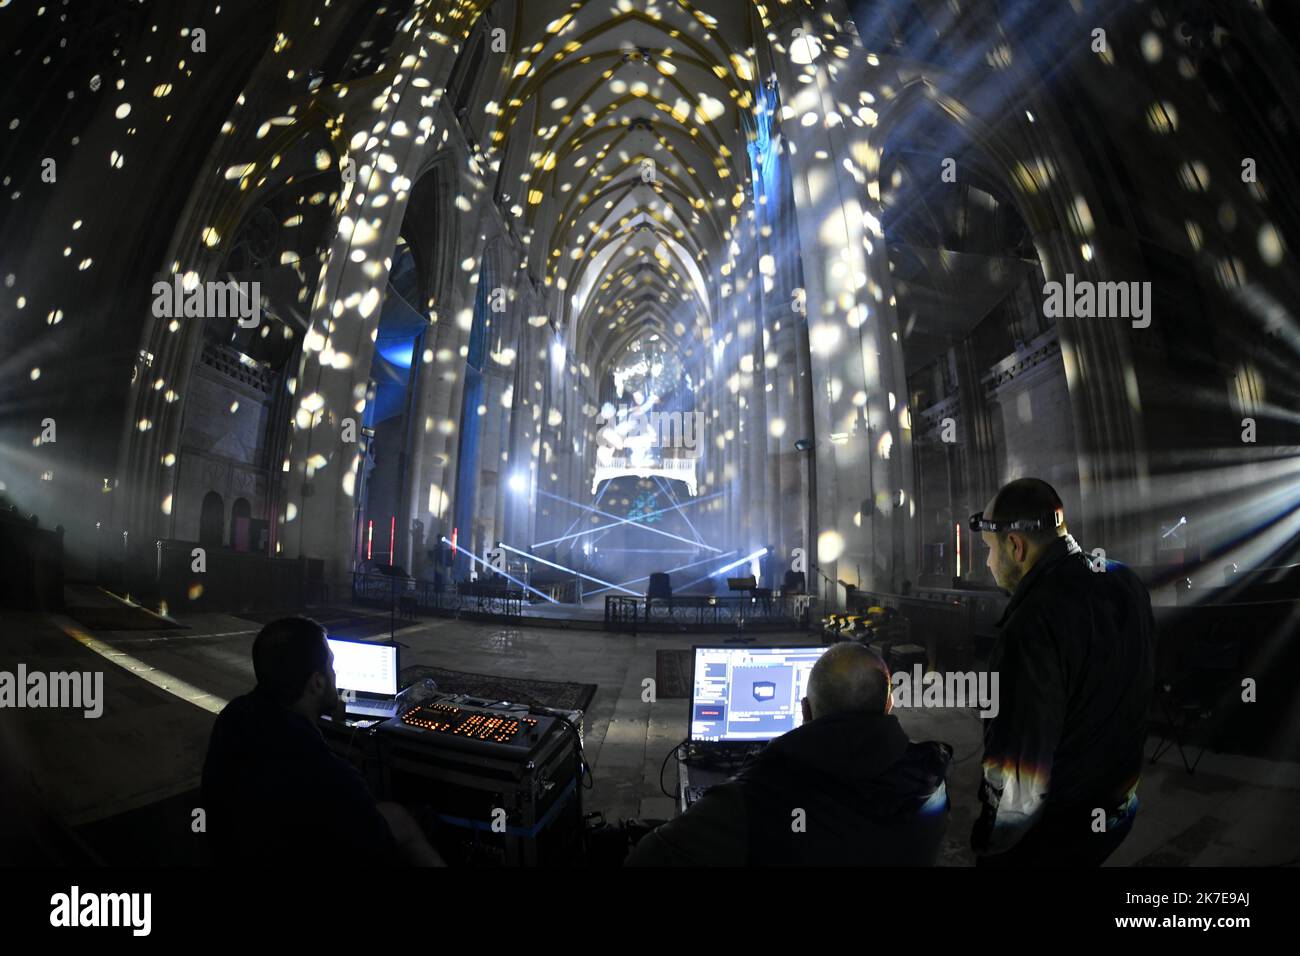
[2,0,1299,883]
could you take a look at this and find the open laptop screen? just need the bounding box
[690,645,828,742]
[327,638,398,697]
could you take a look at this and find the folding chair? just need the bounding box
[1149,622,1241,774]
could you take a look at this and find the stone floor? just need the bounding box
[2,602,1298,865]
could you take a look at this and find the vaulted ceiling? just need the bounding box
[472,0,766,382]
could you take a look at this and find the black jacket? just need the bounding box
[627,711,951,866]
[200,689,397,865]
[973,534,1155,857]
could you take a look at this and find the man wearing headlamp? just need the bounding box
[970,478,1154,866]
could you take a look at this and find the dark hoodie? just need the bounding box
[626,711,952,866]
[200,689,397,865]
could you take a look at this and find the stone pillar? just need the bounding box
[278,36,480,592]
[772,4,917,600]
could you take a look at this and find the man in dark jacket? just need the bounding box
[201,616,441,866]
[626,642,952,866]
[971,478,1154,866]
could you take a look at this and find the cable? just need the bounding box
[550,713,593,789]
[343,721,360,761]
[496,692,593,792]
[659,739,687,798]
[663,739,766,800]
[537,709,591,862]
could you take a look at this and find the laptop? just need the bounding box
[688,645,829,748]
[680,645,829,809]
[327,637,401,719]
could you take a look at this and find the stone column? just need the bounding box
[772,4,917,600]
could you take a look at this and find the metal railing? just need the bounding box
[604,593,816,630]
[351,571,523,618]
[846,586,1008,669]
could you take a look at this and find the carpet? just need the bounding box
[400,665,597,713]
[655,649,695,699]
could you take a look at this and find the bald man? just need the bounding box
[626,643,952,866]
[971,478,1154,866]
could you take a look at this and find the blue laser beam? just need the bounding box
[583,549,740,597]
[531,489,726,551]
[654,475,707,546]
[674,548,769,591]
[439,537,558,604]
[498,542,643,596]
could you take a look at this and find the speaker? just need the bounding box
[647,572,672,599]
[783,570,806,592]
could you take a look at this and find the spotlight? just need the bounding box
[794,439,813,452]
[508,473,527,494]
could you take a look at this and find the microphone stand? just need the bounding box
[807,563,852,607]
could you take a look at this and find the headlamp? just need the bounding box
[968,508,1064,534]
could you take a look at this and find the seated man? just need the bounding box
[626,643,952,866]
[201,616,441,866]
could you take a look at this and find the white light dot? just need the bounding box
[1259,223,1284,267]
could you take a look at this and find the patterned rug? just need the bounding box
[655,648,695,699]
[400,665,597,713]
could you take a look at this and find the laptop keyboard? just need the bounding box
[346,702,398,717]
[684,786,709,806]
